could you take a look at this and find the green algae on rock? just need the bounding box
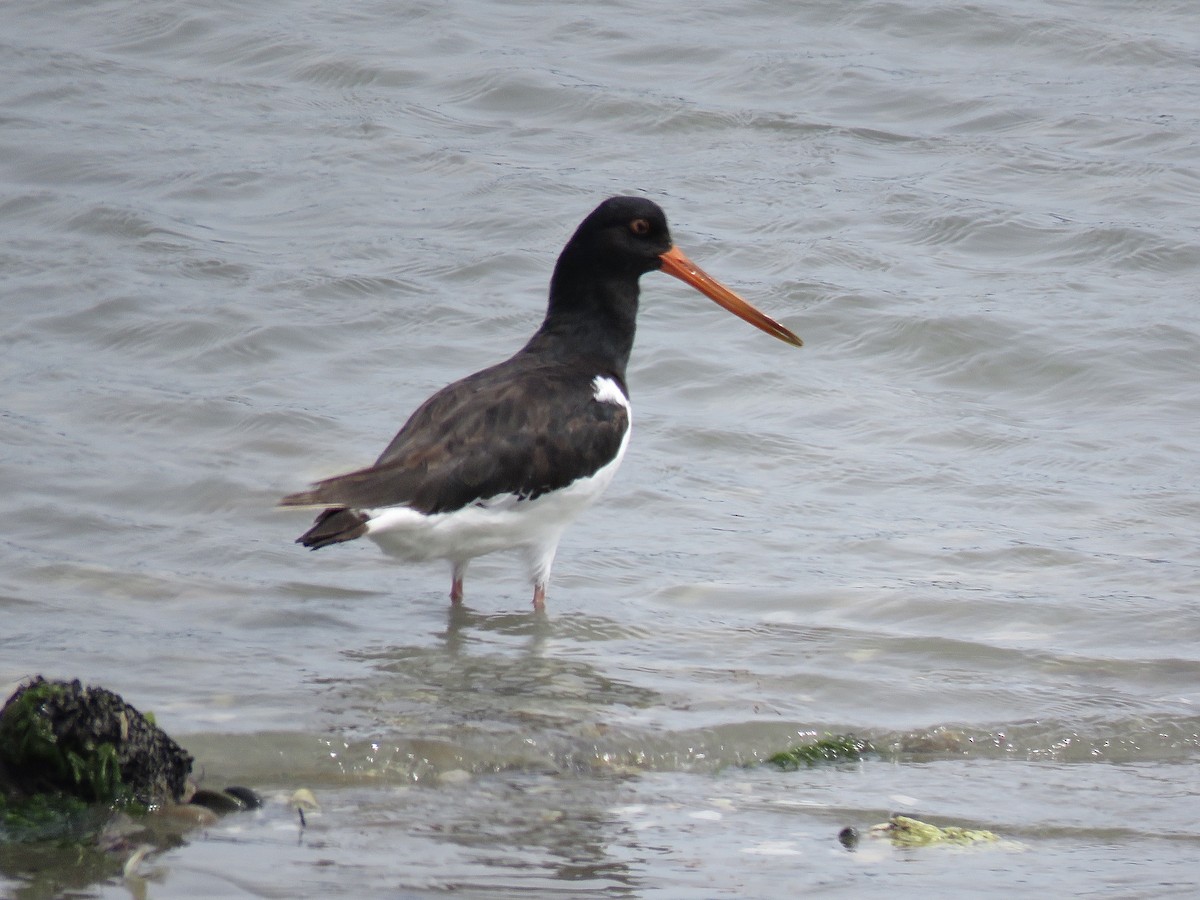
[0,677,193,809]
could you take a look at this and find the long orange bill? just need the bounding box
[658,246,802,347]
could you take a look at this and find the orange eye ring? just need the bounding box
[629,218,651,236]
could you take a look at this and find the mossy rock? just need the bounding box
[0,677,193,808]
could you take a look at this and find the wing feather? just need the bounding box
[280,359,628,516]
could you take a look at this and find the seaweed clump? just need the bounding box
[766,733,874,770]
[869,814,1001,847]
[0,677,193,809]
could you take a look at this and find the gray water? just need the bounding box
[3,0,1199,896]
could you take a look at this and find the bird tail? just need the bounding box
[292,507,370,550]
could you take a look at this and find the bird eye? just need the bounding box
[629,218,651,236]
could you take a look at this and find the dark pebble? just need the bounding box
[222,785,264,809]
[189,786,261,814]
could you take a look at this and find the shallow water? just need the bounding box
[3,0,1199,895]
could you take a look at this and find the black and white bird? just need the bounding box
[280,196,801,609]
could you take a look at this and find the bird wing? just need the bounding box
[279,360,629,516]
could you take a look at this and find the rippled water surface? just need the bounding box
[3,0,1199,896]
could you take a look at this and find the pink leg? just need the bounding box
[450,563,465,604]
[532,582,546,611]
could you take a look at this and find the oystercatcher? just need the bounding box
[281,196,801,609]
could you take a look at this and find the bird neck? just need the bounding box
[527,258,641,377]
